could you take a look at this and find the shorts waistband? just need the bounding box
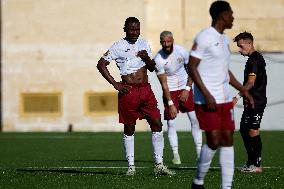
[122,82,150,87]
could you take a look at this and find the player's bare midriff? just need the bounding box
[121,66,148,84]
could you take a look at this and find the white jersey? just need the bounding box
[190,27,232,104]
[102,37,152,76]
[154,44,189,91]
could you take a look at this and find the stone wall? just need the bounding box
[2,0,284,131]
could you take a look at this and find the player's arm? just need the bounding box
[189,55,216,110]
[229,70,254,107]
[179,65,192,102]
[157,73,177,119]
[244,73,256,90]
[137,50,156,72]
[97,58,131,94]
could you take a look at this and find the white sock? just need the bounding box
[152,131,164,164]
[123,134,134,167]
[194,144,216,185]
[220,146,234,189]
[167,119,179,155]
[187,111,202,158]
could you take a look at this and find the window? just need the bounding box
[20,92,62,116]
[85,92,117,115]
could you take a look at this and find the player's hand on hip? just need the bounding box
[204,93,216,111]
[114,82,132,94]
[179,90,189,103]
[232,97,238,106]
[169,105,177,119]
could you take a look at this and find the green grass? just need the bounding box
[0,131,283,189]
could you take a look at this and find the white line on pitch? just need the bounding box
[22,166,282,170]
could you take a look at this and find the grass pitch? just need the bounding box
[0,131,283,189]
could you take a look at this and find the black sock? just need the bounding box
[250,135,262,167]
[240,129,254,165]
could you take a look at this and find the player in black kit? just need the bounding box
[233,32,267,173]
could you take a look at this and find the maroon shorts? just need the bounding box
[163,89,194,120]
[194,102,235,131]
[118,83,161,125]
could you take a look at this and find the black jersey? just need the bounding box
[243,51,267,110]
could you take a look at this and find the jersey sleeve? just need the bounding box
[180,46,190,65]
[154,54,165,75]
[102,44,119,62]
[190,32,209,60]
[247,58,258,77]
[145,41,153,59]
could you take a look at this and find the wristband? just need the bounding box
[168,100,174,106]
[185,86,191,91]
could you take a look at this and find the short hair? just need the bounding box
[233,32,254,42]
[209,1,231,20]
[124,17,140,30]
[160,31,173,40]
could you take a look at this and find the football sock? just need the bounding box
[123,134,135,167]
[167,120,179,154]
[240,129,254,165]
[220,146,234,189]
[250,135,262,167]
[187,111,202,158]
[152,131,164,165]
[193,144,216,185]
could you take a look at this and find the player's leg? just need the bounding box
[124,124,136,176]
[219,102,235,188]
[192,104,220,187]
[147,118,175,175]
[163,90,181,164]
[147,118,164,165]
[245,109,263,172]
[248,128,262,172]
[118,87,140,176]
[141,84,175,175]
[240,109,254,170]
[193,131,219,186]
[167,119,181,164]
[248,110,263,172]
[187,111,202,158]
[220,130,234,189]
[181,90,202,158]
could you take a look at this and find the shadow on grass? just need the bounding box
[16,168,125,175]
[68,159,152,163]
[171,167,219,172]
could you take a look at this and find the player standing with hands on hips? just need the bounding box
[97,17,175,176]
[188,1,254,188]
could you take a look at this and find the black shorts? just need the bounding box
[240,108,264,130]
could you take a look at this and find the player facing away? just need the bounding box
[233,32,267,173]
[97,17,175,176]
[189,1,254,189]
[154,31,202,164]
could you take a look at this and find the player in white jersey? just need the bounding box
[154,31,202,165]
[97,17,174,176]
[189,1,254,189]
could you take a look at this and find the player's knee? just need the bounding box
[206,139,220,150]
[150,123,162,132]
[124,124,135,136]
[150,125,162,132]
[249,129,259,137]
[221,138,233,147]
[148,118,163,132]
